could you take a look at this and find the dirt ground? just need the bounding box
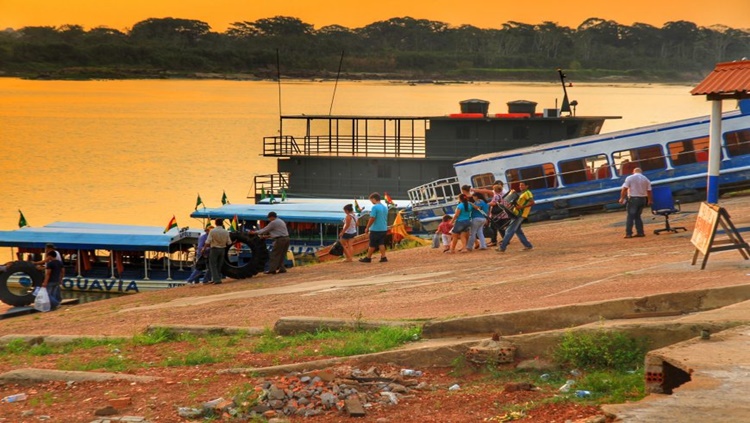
[2,195,750,422]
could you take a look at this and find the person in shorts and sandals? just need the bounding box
[339,204,358,262]
[360,193,389,263]
[437,215,453,252]
[449,194,473,253]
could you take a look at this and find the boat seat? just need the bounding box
[651,186,687,235]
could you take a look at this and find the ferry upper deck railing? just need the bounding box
[263,115,428,158]
[408,177,462,209]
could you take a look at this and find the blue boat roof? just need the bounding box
[0,222,200,252]
[191,200,364,225]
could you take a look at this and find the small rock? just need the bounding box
[387,383,408,394]
[376,418,389,423]
[177,407,203,418]
[21,410,34,417]
[320,392,337,408]
[108,397,132,409]
[300,376,311,383]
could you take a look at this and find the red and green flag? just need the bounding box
[18,209,28,228]
[230,215,239,232]
[163,215,178,233]
[384,192,394,206]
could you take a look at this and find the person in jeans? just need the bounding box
[206,218,231,284]
[449,194,473,253]
[467,192,489,250]
[186,224,213,284]
[619,167,652,238]
[498,182,534,253]
[360,193,389,263]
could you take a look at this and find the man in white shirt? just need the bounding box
[619,167,652,238]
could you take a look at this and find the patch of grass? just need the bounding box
[553,329,648,371]
[576,369,646,403]
[58,354,139,372]
[28,391,56,407]
[253,326,421,357]
[162,348,220,366]
[132,327,181,346]
[28,343,55,356]
[0,339,30,355]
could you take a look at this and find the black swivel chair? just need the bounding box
[651,186,688,235]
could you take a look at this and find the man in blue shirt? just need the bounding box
[186,224,213,284]
[360,192,389,263]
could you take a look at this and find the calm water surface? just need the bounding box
[0,78,719,261]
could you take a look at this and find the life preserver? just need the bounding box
[0,261,42,307]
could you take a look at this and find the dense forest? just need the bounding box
[0,16,748,81]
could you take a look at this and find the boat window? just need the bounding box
[725,129,750,157]
[668,137,710,166]
[558,154,610,185]
[512,125,529,140]
[471,173,495,190]
[505,163,556,191]
[613,145,666,176]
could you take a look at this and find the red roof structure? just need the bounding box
[691,60,750,100]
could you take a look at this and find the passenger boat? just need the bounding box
[190,198,406,258]
[0,222,201,306]
[252,70,620,202]
[408,103,750,228]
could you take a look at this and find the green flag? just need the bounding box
[221,191,229,205]
[195,193,204,210]
[18,209,28,228]
[269,192,275,203]
[354,199,362,214]
[260,187,266,200]
[281,188,287,202]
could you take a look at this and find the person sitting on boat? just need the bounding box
[186,224,213,284]
[498,182,534,253]
[252,212,290,274]
[339,204,358,263]
[42,250,63,310]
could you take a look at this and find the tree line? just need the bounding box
[0,16,748,80]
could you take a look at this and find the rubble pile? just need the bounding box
[177,365,430,420]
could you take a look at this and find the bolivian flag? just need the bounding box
[230,215,239,232]
[163,215,178,233]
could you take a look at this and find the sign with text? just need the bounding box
[690,202,720,255]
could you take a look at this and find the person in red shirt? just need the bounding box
[436,215,453,252]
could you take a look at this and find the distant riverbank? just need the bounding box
[0,66,707,84]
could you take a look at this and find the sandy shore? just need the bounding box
[3,194,750,337]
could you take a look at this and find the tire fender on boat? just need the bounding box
[0,261,43,307]
[221,232,269,280]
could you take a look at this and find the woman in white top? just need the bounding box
[340,204,358,262]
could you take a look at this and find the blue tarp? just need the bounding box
[0,222,200,252]
[190,200,369,225]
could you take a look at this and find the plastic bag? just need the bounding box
[431,232,440,248]
[34,287,51,312]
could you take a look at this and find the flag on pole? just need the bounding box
[354,199,362,214]
[260,187,266,200]
[269,192,275,203]
[384,192,395,206]
[195,193,204,210]
[163,215,178,233]
[18,209,28,228]
[230,215,238,232]
[281,188,287,202]
[221,191,230,205]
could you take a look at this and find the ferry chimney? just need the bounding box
[459,99,490,116]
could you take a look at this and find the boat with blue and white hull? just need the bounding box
[409,104,750,227]
[0,222,201,306]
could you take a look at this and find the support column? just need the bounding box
[707,100,723,204]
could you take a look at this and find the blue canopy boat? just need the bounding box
[0,222,201,306]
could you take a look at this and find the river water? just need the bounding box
[0,77,721,262]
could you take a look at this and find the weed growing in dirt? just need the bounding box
[133,327,181,345]
[554,329,648,370]
[162,348,220,366]
[59,354,139,372]
[253,326,421,356]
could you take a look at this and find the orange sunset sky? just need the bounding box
[1,0,749,31]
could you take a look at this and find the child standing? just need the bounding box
[437,215,453,252]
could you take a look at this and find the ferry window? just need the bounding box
[377,164,392,178]
[512,125,529,140]
[668,137,709,166]
[559,154,609,185]
[471,173,495,190]
[613,145,666,176]
[725,129,750,157]
[456,125,471,140]
[505,163,556,191]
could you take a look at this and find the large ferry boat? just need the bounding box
[251,70,620,202]
[408,102,750,230]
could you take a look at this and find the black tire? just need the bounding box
[221,232,269,280]
[0,261,43,307]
